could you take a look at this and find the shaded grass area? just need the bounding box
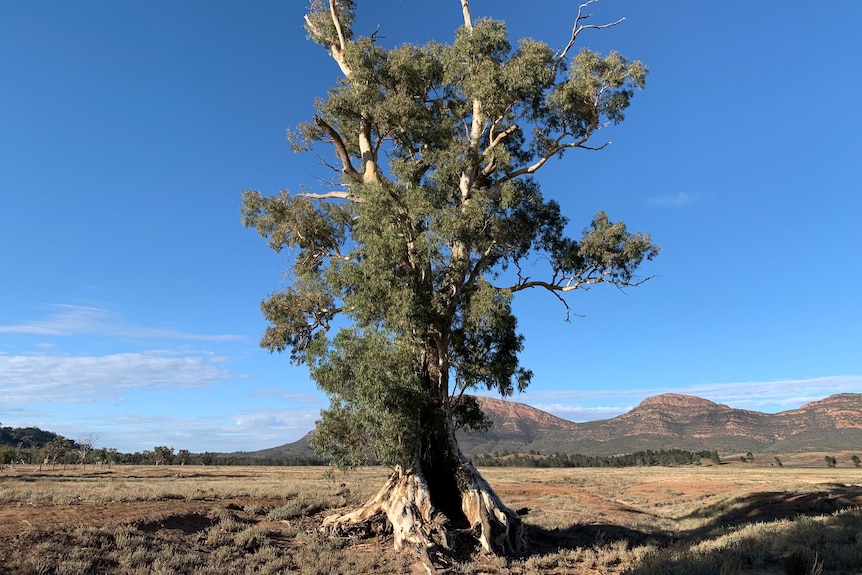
[1,466,861,574]
[511,473,862,574]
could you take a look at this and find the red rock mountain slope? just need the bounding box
[458,393,862,455]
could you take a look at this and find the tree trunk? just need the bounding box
[322,409,525,559]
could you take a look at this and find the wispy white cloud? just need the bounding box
[531,403,632,422]
[229,409,321,444]
[648,191,702,208]
[0,351,234,403]
[675,376,862,411]
[34,409,322,454]
[0,304,241,342]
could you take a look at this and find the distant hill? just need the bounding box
[261,393,862,458]
[456,396,579,453]
[0,426,61,449]
[224,432,322,464]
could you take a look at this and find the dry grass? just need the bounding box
[1,463,861,574]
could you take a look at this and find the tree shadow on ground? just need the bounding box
[525,521,667,556]
[681,483,862,540]
[520,483,862,574]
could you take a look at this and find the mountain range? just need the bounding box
[460,393,862,455]
[262,393,862,459]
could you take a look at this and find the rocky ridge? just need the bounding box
[463,392,862,455]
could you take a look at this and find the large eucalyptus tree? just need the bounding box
[242,0,658,557]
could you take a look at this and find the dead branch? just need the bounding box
[499,128,609,183]
[556,0,625,66]
[506,273,653,295]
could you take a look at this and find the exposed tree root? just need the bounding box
[322,466,444,548]
[456,459,525,555]
[322,460,525,571]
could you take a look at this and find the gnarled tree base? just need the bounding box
[322,459,525,562]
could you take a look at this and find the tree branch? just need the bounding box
[499,138,608,183]
[296,190,352,200]
[313,115,364,184]
[304,2,352,77]
[359,117,380,183]
[482,124,519,158]
[506,273,653,295]
[329,0,348,53]
[556,1,625,67]
[460,0,473,30]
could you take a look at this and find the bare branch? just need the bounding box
[499,255,655,320]
[480,156,496,178]
[465,241,500,288]
[370,24,382,43]
[482,124,519,157]
[313,115,364,184]
[505,273,654,295]
[577,141,612,152]
[296,190,352,200]
[329,0,348,53]
[305,3,352,76]
[460,0,473,30]
[556,1,625,67]
[499,140,602,182]
[303,14,320,37]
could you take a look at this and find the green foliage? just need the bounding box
[0,445,15,466]
[243,1,657,470]
[0,425,60,449]
[450,394,493,433]
[472,448,718,468]
[43,436,72,467]
[824,455,837,468]
[153,446,175,466]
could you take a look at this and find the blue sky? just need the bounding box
[1,1,860,454]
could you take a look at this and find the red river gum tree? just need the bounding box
[242,0,658,565]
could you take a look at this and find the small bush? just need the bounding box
[268,499,305,520]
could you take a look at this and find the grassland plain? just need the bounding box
[1,457,861,574]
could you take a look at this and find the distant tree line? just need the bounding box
[4,424,860,469]
[0,426,328,468]
[471,448,722,468]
